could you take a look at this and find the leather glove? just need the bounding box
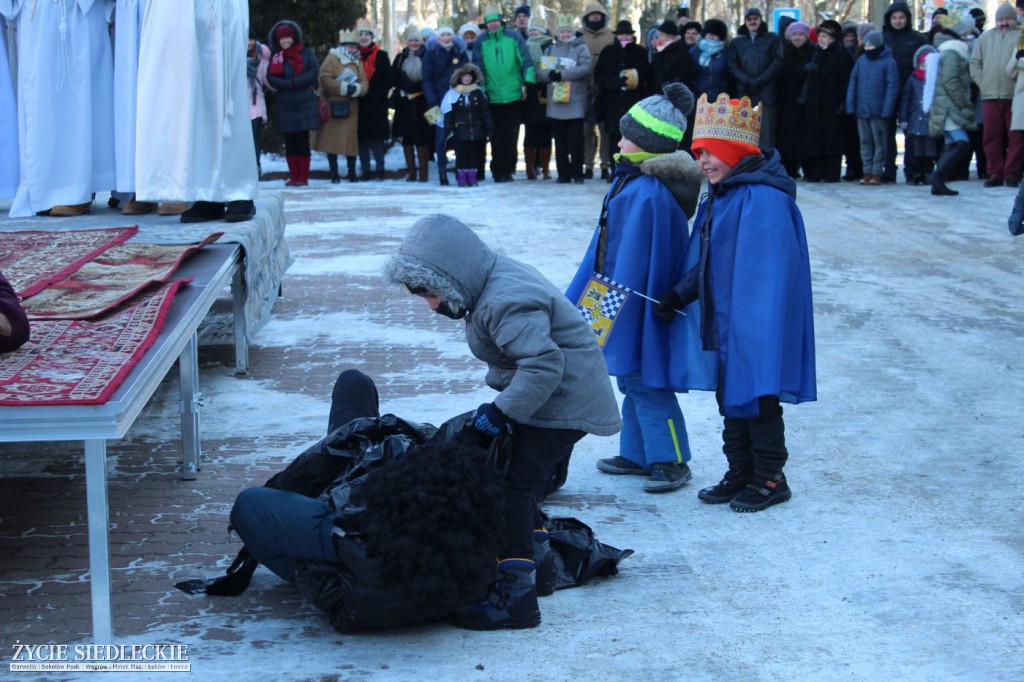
[549,70,562,82]
[346,83,358,96]
[474,402,514,436]
[653,290,685,323]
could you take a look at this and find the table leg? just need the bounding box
[232,264,249,376]
[85,439,113,644]
[179,332,201,481]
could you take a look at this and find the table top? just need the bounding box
[0,243,240,442]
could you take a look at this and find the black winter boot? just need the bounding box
[327,154,341,184]
[345,156,359,183]
[698,467,753,504]
[533,529,558,597]
[729,470,792,512]
[931,141,971,196]
[454,558,540,630]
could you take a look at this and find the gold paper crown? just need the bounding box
[403,24,421,41]
[692,93,762,147]
[483,4,503,21]
[338,29,359,44]
[355,18,376,35]
[556,14,576,31]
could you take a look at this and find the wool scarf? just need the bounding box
[360,43,380,81]
[696,38,724,67]
[270,42,304,76]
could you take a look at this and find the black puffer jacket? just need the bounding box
[883,1,927,88]
[266,20,321,134]
[727,24,784,106]
[594,40,652,136]
[445,64,492,142]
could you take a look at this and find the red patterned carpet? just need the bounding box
[23,232,221,319]
[0,226,139,297]
[0,279,189,406]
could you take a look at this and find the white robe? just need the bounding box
[1,0,116,217]
[134,0,257,203]
[0,17,18,199]
[112,0,143,192]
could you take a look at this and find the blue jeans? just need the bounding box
[229,487,339,581]
[616,375,691,468]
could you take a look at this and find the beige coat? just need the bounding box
[970,24,1018,100]
[313,48,368,156]
[1004,51,1024,130]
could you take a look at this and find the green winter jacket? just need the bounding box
[473,26,536,104]
[929,33,977,137]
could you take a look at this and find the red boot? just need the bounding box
[285,156,300,186]
[297,155,311,186]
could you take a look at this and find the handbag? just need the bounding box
[330,100,351,119]
[317,94,331,124]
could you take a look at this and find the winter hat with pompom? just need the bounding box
[619,83,695,153]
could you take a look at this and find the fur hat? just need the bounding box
[818,20,843,38]
[785,21,811,37]
[702,18,728,39]
[681,20,703,35]
[450,62,484,88]
[619,83,695,154]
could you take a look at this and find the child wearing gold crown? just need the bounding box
[566,83,705,493]
[654,93,816,512]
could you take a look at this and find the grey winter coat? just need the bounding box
[538,37,592,120]
[384,215,622,435]
[969,23,1018,100]
[930,34,977,136]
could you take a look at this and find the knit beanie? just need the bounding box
[459,22,479,39]
[863,30,884,48]
[436,24,455,37]
[691,94,762,168]
[785,21,811,37]
[857,22,877,41]
[515,5,531,18]
[744,8,763,19]
[619,83,695,154]
[996,4,1017,22]
[275,24,296,41]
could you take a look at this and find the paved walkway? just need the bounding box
[2,173,1023,680]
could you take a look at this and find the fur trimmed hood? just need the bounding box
[383,215,497,318]
[268,19,303,52]
[450,62,485,88]
[639,151,705,217]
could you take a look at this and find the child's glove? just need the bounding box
[653,290,685,323]
[549,70,562,82]
[474,403,514,436]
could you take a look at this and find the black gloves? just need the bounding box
[653,290,685,323]
[474,402,514,436]
[346,83,358,96]
[549,70,562,82]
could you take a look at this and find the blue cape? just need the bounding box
[683,151,817,417]
[566,164,698,391]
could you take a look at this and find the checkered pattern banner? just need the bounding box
[575,274,632,347]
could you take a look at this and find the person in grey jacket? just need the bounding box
[384,213,621,631]
[539,17,592,183]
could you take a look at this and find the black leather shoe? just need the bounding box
[223,200,255,223]
[181,201,226,223]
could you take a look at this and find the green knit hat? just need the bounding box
[619,83,695,154]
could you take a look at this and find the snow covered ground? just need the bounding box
[3,164,1024,681]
